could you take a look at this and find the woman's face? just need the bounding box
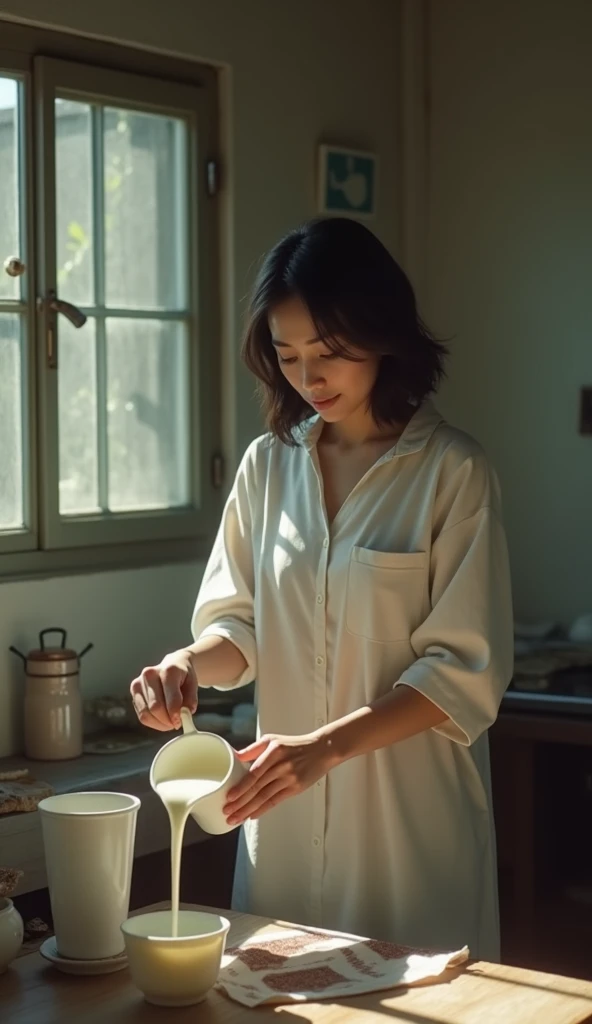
[269,297,379,425]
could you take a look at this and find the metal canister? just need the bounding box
[10,629,93,761]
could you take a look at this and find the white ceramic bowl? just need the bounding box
[121,910,230,1007]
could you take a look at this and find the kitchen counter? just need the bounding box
[3,901,592,1023]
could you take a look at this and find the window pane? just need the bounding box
[0,78,21,301]
[58,318,99,515]
[106,319,189,511]
[55,99,94,306]
[0,315,24,529]
[104,109,187,310]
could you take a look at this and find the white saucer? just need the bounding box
[40,936,128,975]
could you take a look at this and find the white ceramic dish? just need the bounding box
[40,935,128,975]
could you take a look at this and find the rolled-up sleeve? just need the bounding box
[397,503,514,746]
[191,447,257,689]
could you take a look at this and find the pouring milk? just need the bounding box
[151,707,247,937]
[156,779,220,936]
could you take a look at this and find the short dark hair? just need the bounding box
[242,217,447,445]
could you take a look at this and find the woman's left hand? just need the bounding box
[224,732,335,825]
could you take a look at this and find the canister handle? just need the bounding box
[39,628,67,651]
[9,645,26,665]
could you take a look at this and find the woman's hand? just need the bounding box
[223,731,337,825]
[130,649,198,732]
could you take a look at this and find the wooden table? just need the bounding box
[2,902,592,1024]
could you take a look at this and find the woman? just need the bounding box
[131,217,513,962]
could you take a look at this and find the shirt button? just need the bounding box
[316,594,323,604]
[313,837,321,847]
[316,656,324,666]
[322,538,329,548]
[316,717,324,727]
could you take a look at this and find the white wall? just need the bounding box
[1,564,199,756]
[426,0,592,624]
[0,0,401,754]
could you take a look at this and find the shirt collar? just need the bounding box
[296,397,444,457]
[392,398,444,457]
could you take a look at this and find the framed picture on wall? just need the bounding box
[317,144,377,219]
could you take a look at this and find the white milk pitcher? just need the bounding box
[150,708,248,835]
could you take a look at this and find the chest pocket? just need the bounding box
[346,547,428,643]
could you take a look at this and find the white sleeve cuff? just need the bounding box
[195,621,257,690]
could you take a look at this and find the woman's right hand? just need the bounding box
[130,649,198,732]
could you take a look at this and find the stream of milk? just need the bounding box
[155,779,221,937]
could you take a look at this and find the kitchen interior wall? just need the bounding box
[425,0,592,626]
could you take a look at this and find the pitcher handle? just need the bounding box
[180,707,198,735]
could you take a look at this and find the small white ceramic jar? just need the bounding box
[0,898,24,973]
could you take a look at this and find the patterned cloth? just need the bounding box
[217,924,469,1007]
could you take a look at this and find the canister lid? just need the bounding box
[28,629,78,663]
[28,646,79,662]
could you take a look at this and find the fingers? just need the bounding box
[130,653,198,732]
[159,663,186,729]
[130,674,172,731]
[141,667,175,729]
[235,739,268,763]
[226,740,280,803]
[130,668,177,730]
[225,753,290,815]
[249,741,282,775]
[133,703,173,732]
[179,665,198,716]
[249,792,288,820]
[226,777,290,825]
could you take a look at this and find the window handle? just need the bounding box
[44,291,87,329]
[37,290,87,369]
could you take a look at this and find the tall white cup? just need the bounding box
[39,791,140,960]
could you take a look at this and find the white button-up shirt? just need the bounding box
[192,400,513,961]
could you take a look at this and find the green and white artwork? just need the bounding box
[318,145,377,218]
